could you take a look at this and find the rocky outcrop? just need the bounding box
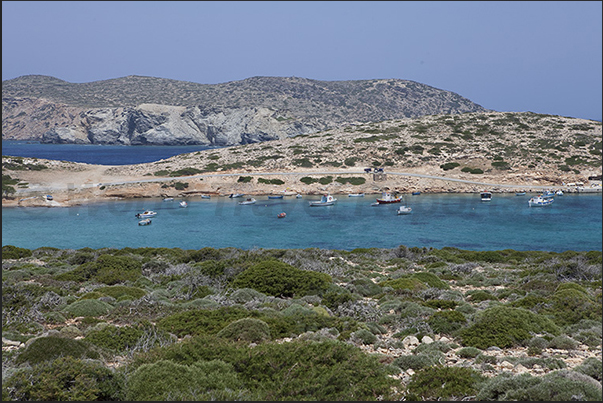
[7,102,325,146]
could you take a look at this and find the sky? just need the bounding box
[2,1,602,120]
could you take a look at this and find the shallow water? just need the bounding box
[3,193,601,252]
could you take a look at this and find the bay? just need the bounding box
[2,140,218,165]
[2,193,601,252]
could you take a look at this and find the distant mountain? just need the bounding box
[2,75,490,145]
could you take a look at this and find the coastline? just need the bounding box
[3,159,601,208]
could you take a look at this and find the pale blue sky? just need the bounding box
[2,1,602,120]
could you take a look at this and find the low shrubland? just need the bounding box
[2,245,601,401]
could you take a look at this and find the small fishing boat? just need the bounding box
[277,212,286,218]
[229,193,245,198]
[163,197,174,202]
[376,192,402,204]
[348,193,365,197]
[135,210,157,218]
[528,195,554,207]
[309,194,337,206]
[201,195,211,199]
[555,189,564,196]
[138,218,152,226]
[480,191,492,202]
[179,200,188,208]
[515,192,526,196]
[238,197,257,205]
[268,195,284,199]
[296,194,303,199]
[397,205,412,215]
[542,190,555,198]
[411,191,421,196]
[45,195,53,201]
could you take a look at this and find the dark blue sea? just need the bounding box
[2,140,217,165]
[2,142,602,252]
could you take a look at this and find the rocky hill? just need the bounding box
[2,75,489,146]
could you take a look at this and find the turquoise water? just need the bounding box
[3,193,601,252]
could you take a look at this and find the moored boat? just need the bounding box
[309,194,337,206]
[229,193,245,198]
[411,191,421,196]
[348,193,365,197]
[480,191,492,202]
[138,218,152,225]
[268,195,284,199]
[376,192,402,204]
[239,197,257,205]
[277,212,286,218]
[528,195,554,207]
[515,192,526,196]
[179,200,188,208]
[135,210,157,218]
[397,205,412,215]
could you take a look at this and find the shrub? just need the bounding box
[457,346,482,359]
[547,335,579,350]
[476,370,602,401]
[62,299,113,317]
[440,162,460,171]
[16,336,100,365]
[237,176,253,183]
[406,366,485,401]
[216,318,271,343]
[460,306,560,349]
[574,357,602,382]
[85,325,145,353]
[394,354,442,371]
[411,272,450,289]
[350,328,377,345]
[2,245,32,259]
[125,359,247,401]
[230,260,332,298]
[378,277,427,292]
[428,310,467,335]
[549,288,600,326]
[3,356,123,401]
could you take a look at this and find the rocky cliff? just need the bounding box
[2,75,489,146]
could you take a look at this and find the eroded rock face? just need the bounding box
[13,101,325,146]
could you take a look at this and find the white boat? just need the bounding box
[515,192,526,196]
[238,197,257,205]
[480,191,492,202]
[135,210,157,218]
[309,194,337,206]
[296,194,303,199]
[138,218,152,226]
[528,195,554,207]
[348,193,365,197]
[375,192,402,204]
[179,200,188,208]
[201,195,211,199]
[229,193,245,198]
[163,197,174,202]
[542,190,555,198]
[555,190,564,196]
[397,205,412,215]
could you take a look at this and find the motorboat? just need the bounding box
[201,195,211,199]
[296,194,303,199]
[138,218,152,226]
[179,200,188,208]
[515,192,526,196]
[135,210,157,218]
[528,195,554,207]
[411,191,421,195]
[376,192,402,204]
[229,193,245,198]
[309,194,337,206]
[277,212,286,218]
[238,197,257,205]
[268,195,284,199]
[348,193,365,197]
[480,191,492,202]
[542,190,555,198]
[163,197,174,202]
[555,190,564,196]
[397,205,412,215]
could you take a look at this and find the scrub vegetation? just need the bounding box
[2,245,601,401]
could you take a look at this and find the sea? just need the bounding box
[2,141,602,252]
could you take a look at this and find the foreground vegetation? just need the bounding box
[2,245,602,401]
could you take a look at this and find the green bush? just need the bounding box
[460,306,560,349]
[394,354,442,371]
[550,288,600,325]
[3,356,123,401]
[574,357,602,382]
[411,272,450,289]
[407,366,485,400]
[378,277,427,292]
[84,325,144,353]
[457,346,482,359]
[547,335,579,350]
[237,176,253,183]
[428,310,467,334]
[2,245,32,259]
[440,162,460,171]
[62,299,114,317]
[476,370,602,401]
[216,317,271,343]
[126,359,248,401]
[16,336,100,365]
[96,285,146,300]
[351,328,377,345]
[55,254,142,284]
[230,260,332,298]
